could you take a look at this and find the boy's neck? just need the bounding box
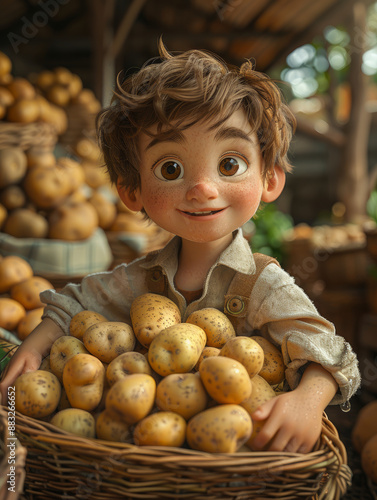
[174,234,233,291]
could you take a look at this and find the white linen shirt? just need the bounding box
[41,229,360,405]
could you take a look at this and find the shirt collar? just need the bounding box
[140,228,256,275]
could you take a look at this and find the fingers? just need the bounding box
[251,397,276,421]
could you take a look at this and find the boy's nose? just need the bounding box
[186,182,219,202]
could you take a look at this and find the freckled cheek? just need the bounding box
[142,185,181,213]
[228,183,261,208]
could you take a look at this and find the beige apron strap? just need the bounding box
[224,253,280,328]
[145,266,168,295]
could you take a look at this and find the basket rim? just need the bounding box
[8,406,345,465]
[0,406,353,500]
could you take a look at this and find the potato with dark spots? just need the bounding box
[49,335,90,382]
[219,336,264,378]
[69,310,108,341]
[106,351,153,386]
[239,374,277,450]
[15,370,61,419]
[156,372,208,420]
[83,321,136,363]
[96,408,131,442]
[186,404,252,453]
[63,353,105,411]
[105,373,156,424]
[251,336,285,385]
[194,346,220,371]
[199,356,252,404]
[134,411,186,447]
[50,408,96,438]
[186,307,236,348]
[148,323,206,376]
[130,293,181,347]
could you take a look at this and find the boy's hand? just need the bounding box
[250,362,338,453]
[0,317,64,405]
[0,348,42,405]
[251,389,323,453]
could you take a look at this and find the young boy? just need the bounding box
[0,41,360,453]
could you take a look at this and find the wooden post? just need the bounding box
[336,1,371,222]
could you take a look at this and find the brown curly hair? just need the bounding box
[96,39,296,195]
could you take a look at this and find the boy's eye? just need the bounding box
[219,156,248,177]
[154,160,184,181]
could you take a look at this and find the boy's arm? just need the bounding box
[0,318,64,405]
[251,362,338,453]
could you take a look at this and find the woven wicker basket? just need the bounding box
[5,408,351,500]
[0,121,57,151]
[106,228,174,268]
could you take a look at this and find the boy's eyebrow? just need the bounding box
[213,126,254,143]
[146,131,185,150]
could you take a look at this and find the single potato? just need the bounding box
[194,346,220,371]
[15,370,61,419]
[63,353,105,411]
[83,321,136,363]
[148,323,206,376]
[219,336,264,378]
[133,411,186,447]
[10,276,53,310]
[186,404,252,453]
[0,255,33,293]
[351,400,377,453]
[361,433,377,483]
[251,336,285,385]
[199,356,252,404]
[240,374,277,450]
[186,307,236,348]
[96,408,131,442]
[69,310,108,340]
[49,336,90,382]
[130,293,181,347]
[156,372,208,420]
[50,408,96,438]
[17,306,44,340]
[105,373,156,425]
[106,351,153,386]
[0,297,25,330]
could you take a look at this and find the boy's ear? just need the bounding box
[261,165,286,203]
[116,180,144,212]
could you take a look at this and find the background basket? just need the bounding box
[0,121,57,151]
[7,409,351,500]
[106,228,174,268]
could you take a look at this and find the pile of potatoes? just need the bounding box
[351,400,377,484]
[13,293,286,453]
[0,52,67,133]
[0,254,53,340]
[0,148,112,240]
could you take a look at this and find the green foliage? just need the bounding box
[249,204,293,263]
[367,190,377,223]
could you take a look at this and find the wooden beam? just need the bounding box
[295,115,346,148]
[109,0,148,60]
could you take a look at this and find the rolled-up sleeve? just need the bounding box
[40,261,149,334]
[249,264,361,404]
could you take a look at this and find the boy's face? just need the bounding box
[126,109,280,244]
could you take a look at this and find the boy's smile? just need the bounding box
[122,109,282,247]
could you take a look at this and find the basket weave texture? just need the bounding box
[0,121,57,150]
[4,408,352,500]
